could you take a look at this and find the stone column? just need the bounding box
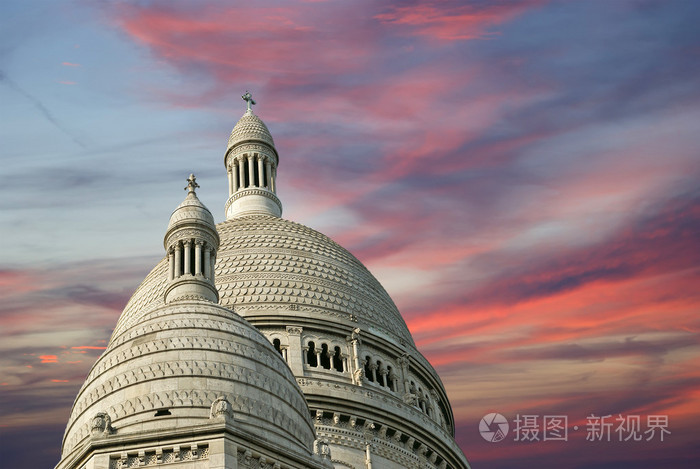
[286,326,304,375]
[168,247,174,281]
[203,245,211,280]
[271,166,276,192]
[247,155,255,188]
[183,241,192,275]
[369,363,377,382]
[265,160,272,189]
[238,158,245,189]
[209,249,216,283]
[379,368,388,388]
[174,243,182,278]
[315,348,322,368]
[194,241,202,276]
[365,443,373,469]
[227,166,233,195]
[233,162,239,192]
[397,354,410,394]
[257,156,264,187]
[389,371,398,392]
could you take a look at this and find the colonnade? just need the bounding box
[227,153,276,195]
[167,240,216,281]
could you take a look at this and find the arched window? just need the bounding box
[364,356,374,382]
[273,338,283,356]
[332,346,343,372]
[376,361,385,387]
[320,343,331,369]
[387,366,395,391]
[307,341,318,367]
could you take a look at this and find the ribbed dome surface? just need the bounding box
[114,215,415,347]
[167,192,216,233]
[226,110,275,153]
[61,301,315,459]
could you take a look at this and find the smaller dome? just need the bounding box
[167,193,216,232]
[165,175,216,242]
[226,110,275,153]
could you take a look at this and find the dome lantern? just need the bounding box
[224,92,282,219]
[163,174,220,304]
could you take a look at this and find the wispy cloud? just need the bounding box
[0,70,86,148]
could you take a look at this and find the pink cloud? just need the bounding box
[375,1,543,41]
[61,61,80,67]
[39,355,58,363]
[71,346,107,350]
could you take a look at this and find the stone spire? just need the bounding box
[163,174,220,303]
[224,93,282,219]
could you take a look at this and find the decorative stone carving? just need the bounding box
[90,412,114,437]
[403,392,418,406]
[363,420,376,441]
[315,438,331,457]
[353,368,365,385]
[210,396,234,420]
[286,326,302,335]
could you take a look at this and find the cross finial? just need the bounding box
[185,173,200,194]
[242,91,256,112]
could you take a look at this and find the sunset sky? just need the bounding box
[1,1,699,468]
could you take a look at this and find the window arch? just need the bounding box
[332,346,343,372]
[307,341,318,367]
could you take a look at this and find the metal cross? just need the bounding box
[242,91,256,112]
[185,173,200,194]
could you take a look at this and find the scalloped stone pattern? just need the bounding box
[216,215,414,345]
[168,194,216,230]
[226,111,275,151]
[62,302,315,459]
[114,215,415,346]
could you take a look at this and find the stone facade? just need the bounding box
[57,98,470,469]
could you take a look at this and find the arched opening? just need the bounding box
[320,343,331,369]
[252,154,260,187]
[241,156,249,188]
[364,356,374,382]
[376,361,385,387]
[188,241,195,275]
[332,346,343,372]
[307,341,318,367]
[273,338,283,356]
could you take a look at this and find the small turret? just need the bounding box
[163,174,220,303]
[224,92,282,219]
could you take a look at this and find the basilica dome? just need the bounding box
[57,96,470,469]
[113,215,415,347]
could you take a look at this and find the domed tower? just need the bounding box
[110,94,471,469]
[57,177,330,469]
[224,91,282,219]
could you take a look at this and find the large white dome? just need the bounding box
[60,300,316,464]
[114,215,415,348]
